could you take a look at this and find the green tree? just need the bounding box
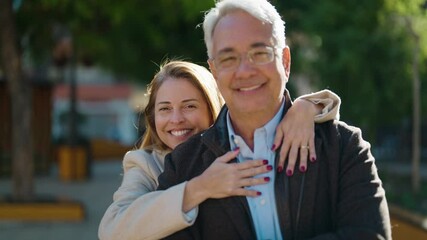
[1,0,34,200]
[2,0,216,201]
[279,0,427,142]
[16,0,215,82]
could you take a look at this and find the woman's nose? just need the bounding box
[170,110,185,123]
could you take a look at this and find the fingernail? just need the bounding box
[262,160,268,165]
[257,191,262,196]
[277,166,283,173]
[271,144,276,151]
[310,157,316,162]
[286,169,293,176]
[266,165,273,171]
[300,166,306,173]
[234,147,240,152]
[264,177,270,182]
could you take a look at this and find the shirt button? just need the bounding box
[260,199,266,205]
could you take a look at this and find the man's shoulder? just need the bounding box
[173,131,206,153]
[316,120,363,135]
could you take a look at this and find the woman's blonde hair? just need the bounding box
[140,60,224,151]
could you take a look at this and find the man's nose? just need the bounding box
[235,56,256,77]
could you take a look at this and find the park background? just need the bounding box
[1,0,427,239]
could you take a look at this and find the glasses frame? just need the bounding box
[211,45,277,71]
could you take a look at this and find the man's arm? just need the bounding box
[312,124,391,240]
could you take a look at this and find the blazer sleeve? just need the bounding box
[296,89,341,123]
[98,151,197,240]
[310,124,391,240]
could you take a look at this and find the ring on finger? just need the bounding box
[300,145,309,149]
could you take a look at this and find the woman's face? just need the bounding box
[154,77,212,149]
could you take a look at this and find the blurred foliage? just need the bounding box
[381,170,427,215]
[278,0,427,139]
[12,0,427,140]
[15,0,214,82]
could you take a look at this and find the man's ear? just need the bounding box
[281,47,291,78]
[208,59,217,80]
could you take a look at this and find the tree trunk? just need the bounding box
[0,0,34,200]
[411,35,421,194]
[405,17,421,194]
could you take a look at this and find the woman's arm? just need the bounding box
[273,89,341,175]
[98,151,196,240]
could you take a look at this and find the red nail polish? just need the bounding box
[277,166,283,173]
[300,166,306,172]
[266,165,273,171]
[311,157,317,162]
[257,191,262,196]
[271,144,276,151]
[264,177,270,182]
[286,169,293,176]
[263,160,268,165]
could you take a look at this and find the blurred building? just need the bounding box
[51,65,147,160]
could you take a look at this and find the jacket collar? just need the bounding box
[199,90,294,238]
[201,89,293,158]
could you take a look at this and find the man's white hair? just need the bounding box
[203,0,286,59]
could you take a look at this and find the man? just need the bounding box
[158,0,391,239]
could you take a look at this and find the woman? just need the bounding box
[99,60,340,240]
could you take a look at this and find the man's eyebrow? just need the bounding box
[217,47,234,55]
[217,42,270,55]
[251,42,269,48]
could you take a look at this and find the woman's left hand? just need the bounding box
[272,98,319,176]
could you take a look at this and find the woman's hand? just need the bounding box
[272,98,320,176]
[183,149,272,212]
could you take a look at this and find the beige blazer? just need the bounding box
[98,149,196,240]
[98,89,341,240]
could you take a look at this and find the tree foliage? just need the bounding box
[15,0,214,82]
[278,0,427,139]
[12,0,427,140]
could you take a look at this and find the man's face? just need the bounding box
[208,10,290,119]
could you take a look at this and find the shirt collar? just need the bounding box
[226,100,285,151]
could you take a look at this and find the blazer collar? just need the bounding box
[199,90,295,238]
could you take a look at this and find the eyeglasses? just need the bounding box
[212,46,276,71]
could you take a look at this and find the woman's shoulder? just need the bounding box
[123,149,167,172]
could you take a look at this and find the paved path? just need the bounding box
[0,160,123,240]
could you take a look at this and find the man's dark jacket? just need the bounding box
[157,93,391,240]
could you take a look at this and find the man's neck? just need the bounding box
[229,102,283,150]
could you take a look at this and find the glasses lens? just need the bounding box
[214,46,275,70]
[249,46,274,65]
[215,52,239,70]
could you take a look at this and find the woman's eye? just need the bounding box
[158,107,171,112]
[185,104,197,109]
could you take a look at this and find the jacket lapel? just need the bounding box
[291,135,322,238]
[201,105,256,238]
[276,91,323,239]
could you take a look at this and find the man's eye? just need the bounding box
[218,55,238,66]
[252,51,270,61]
[253,51,269,57]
